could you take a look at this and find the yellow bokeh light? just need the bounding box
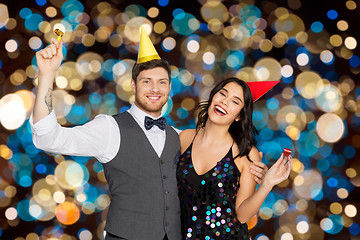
[329,202,342,214]
[272,32,288,48]
[294,175,304,186]
[0,144,13,160]
[316,113,344,143]
[337,188,349,199]
[346,0,357,10]
[295,71,324,99]
[254,57,282,81]
[330,34,342,47]
[82,33,96,47]
[154,21,166,34]
[54,161,85,190]
[5,185,16,198]
[26,233,39,240]
[147,7,159,18]
[345,168,357,178]
[259,39,273,52]
[45,6,57,18]
[274,13,305,37]
[337,20,349,31]
[70,78,83,91]
[181,98,196,110]
[201,1,229,23]
[124,17,152,42]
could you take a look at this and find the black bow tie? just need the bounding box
[144,116,166,131]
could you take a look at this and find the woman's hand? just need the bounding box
[261,153,292,189]
[249,152,269,184]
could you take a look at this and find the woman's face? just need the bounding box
[208,82,245,126]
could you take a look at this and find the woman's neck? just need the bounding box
[200,121,232,145]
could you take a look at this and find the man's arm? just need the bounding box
[33,38,63,123]
[31,38,120,163]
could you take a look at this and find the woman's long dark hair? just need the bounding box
[196,77,258,161]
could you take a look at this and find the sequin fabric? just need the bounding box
[177,142,251,240]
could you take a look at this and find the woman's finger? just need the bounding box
[273,153,284,167]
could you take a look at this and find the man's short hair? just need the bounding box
[132,59,171,84]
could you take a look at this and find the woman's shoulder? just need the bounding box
[179,129,197,153]
[179,129,197,140]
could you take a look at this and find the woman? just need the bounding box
[177,78,292,239]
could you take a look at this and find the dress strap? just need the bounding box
[233,153,241,159]
[190,128,201,144]
[231,141,240,159]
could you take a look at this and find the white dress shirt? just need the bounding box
[30,104,181,163]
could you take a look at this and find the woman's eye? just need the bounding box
[233,101,239,105]
[220,92,225,96]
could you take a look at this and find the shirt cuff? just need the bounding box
[30,110,58,136]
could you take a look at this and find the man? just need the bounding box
[31,27,267,239]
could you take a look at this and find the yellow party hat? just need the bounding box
[137,26,161,64]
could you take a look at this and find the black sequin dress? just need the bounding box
[177,141,251,240]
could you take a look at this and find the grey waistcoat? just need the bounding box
[102,112,182,240]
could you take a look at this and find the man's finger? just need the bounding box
[253,161,267,169]
[51,37,59,49]
[250,165,265,174]
[250,168,263,178]
[40,49,48,58]
[50,44,57,56]
[46,47,53,58]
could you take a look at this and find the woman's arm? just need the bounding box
[235,149,292,223]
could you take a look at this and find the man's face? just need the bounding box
[131,67,171,117]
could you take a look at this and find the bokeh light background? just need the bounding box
[0,0,359,239]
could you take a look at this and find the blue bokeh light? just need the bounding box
[158,0,169,7]
[19,8,32,19]
[349,55,360,68]
[35,0,47,6]
[327,10,338,20]
[25,13,43,31]
[311,21,324,33]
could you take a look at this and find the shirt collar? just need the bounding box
[129,103,163,126]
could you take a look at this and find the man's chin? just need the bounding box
[140,103,165,114]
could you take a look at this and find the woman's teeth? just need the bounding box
[215,106,227,115]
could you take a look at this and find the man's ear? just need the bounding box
[130,79,136,94]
